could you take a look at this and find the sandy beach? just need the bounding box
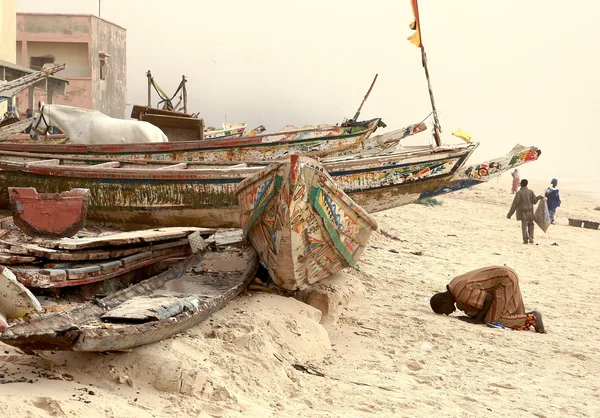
[1,176,599,417]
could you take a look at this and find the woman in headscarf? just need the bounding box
[545,178,561,224]
[511,169,520,194]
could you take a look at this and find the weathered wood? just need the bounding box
[25,159,60,166]
[0,142,542,230]
[0,245,259,351]
[39,227,214,250]
[91,161,120,168]
[237,155,378,290]
[0,267,43,321]
[6,238,189,261]
[157,163,187,170]
[0,216,13,228]
[0,253,38,264]
[12,250,191,288]
[0,118,384,164]
[9,187,90,238]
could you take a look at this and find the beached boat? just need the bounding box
[0,117,390,162]
[237,155,378,290]
[0,235,259,351]
[204,122,248,140]
[0,143,539,229]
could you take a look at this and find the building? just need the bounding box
[0,0,16,63]
[0,0,17,116]
[2,1,66,126]
[16,13,127,118]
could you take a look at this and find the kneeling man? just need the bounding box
[430,266,545,333]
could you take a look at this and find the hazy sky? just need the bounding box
[15,0,600,186]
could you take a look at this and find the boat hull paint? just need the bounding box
[0,144,540,229]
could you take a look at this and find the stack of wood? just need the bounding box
[0,227,217,289]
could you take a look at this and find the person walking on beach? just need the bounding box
[507,179,543,244]
[511,169,520,194]
[545,178,561,224]
[429,266,545,333]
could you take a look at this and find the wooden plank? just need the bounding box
[25,159,60,166]
[14,250,191,288]
[66,265,102,280]
[92,161,120,168]
[39,227,215,250]
[6,238,190,261]
[100,296,197,322]
[157,163,187,170]
[131,105,192,120]
[208,230,245,247]
[0,216,13,228]
[0,253,39,265]
[120,251,153,267]
[139,114,202,130]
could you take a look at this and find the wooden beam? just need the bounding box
[157,163,187,170]
[25,159,60,166]
[93,161,120,168]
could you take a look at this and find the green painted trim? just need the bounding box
[308,185,356,267]
[242,175,283,238]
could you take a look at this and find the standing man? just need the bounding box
[507,179,543,244]
[545,178,561,224]
[430,266,545,333]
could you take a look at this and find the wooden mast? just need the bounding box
[410,0,442,147]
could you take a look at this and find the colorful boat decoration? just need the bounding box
[416,144,542,200]
[236,155,378,290]
[0,118,388,163]
[204,123,248,140]
[0,143,539,230]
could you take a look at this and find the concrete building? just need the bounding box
[0,0,17,115]
[16,13,127,118]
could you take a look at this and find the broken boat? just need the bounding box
[237,154,378,290]
[0,230,259,351]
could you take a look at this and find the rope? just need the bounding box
[150,77,186,110]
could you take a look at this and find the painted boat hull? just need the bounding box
[0,118,384,162]
[0,144,541,229]
[9,187,90,238]
[237,155,378,290]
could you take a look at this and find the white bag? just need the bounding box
[534,198,551,233]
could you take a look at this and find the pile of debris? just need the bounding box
[0,224,217,288]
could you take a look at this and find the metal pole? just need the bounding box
[98,0,101,17]
[146,70,152,107]
[351,74,378,122]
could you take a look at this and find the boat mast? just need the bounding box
[351,74,378,122]
[409,0,442,147]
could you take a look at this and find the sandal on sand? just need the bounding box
[486,322,510,330]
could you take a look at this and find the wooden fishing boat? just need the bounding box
[237,155,378,290]
[0,143,540,229]
[0,235,259,351]
[0,117,388,162]
[204,122,248,140]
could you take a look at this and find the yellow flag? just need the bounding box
[408,0,422,48]
[452,129,472,143]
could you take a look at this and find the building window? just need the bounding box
[30,56,54,71]
[100,57,107,80]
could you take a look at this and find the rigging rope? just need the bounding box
[150,77,186,110]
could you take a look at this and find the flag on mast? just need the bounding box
[408,0,422,48]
